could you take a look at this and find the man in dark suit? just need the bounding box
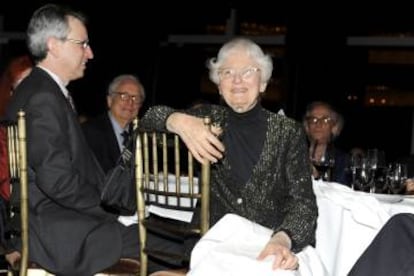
[4,4,139,275]
[82,74,145,173]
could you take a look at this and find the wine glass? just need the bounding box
[387,163,408,194]
[349,154,363,190]
[366,149,387,193]
[311,146,335,182]
[352,157,372,192]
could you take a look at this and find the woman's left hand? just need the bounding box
[257,231,299,270]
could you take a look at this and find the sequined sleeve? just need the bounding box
[272,119,318,252]
[139,105,176,131]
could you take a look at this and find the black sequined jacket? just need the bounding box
[140,104,318,252]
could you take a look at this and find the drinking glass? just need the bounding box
[353,157,372,192]
[387,163,408,194]
[350,154,363,190]
[366,149,387,193]
[311,147,335,182]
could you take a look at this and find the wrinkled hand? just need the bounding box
[257,231,299,270]
[166,113,225,164]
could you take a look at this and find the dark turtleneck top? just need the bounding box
[224,103,266,186]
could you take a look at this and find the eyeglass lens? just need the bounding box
[113,92,140,103]
[307,117,332,125]
[218,67,260,80]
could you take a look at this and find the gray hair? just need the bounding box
[27,4,86,62]
[207,37,273,85]
[107,74,146,101]
[303,101,344,137]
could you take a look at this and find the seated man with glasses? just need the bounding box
[303,101,351,185]
[82,74,145,175]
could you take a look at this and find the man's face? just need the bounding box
[107,80,142,126]
[58,16,94,82]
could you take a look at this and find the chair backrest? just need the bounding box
[136,124,211,275]
[1,110,29,276]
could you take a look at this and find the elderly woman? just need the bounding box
[140,37,318,271]
[303,101,351,185]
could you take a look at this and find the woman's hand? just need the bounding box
[166,112,225,164]
[257,231,299,270]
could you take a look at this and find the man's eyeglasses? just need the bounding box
[111,92,141,104]
[306,116,333,126]
[64,38,90,49]
[218,67,260,81]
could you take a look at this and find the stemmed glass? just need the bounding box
[387,163,408,194]
[311,144,335,181]
[352,157,371,192]
[350,154,363,190]
[366,149,387,193]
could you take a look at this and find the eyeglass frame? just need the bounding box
[217,67,261,81]
[306,116,334,126]
[64,38,90,49]
[110,91,142,104]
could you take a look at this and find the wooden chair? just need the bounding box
[136,120,211,276]
[1,111,139,276]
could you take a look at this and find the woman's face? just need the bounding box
[217,49,267,113]
[305,105,336,144]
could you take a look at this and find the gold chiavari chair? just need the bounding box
[2,110,51,276]
[136,118,211,276]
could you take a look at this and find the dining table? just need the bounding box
[314,179,414,276]
[119,177,414,275]
[187,179,414,276]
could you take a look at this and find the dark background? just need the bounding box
[1,2,414,161]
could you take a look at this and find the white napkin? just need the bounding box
[188,214,327,276]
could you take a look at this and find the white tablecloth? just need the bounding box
[314,179,414,276]
[187,180,414,276]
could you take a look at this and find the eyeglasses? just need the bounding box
[64,38,90,49]
[111,92,141,104]
[217,67,260,81]
[306,116,333,126]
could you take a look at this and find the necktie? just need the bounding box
[67,93,77,113]
[121,130,130,148]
